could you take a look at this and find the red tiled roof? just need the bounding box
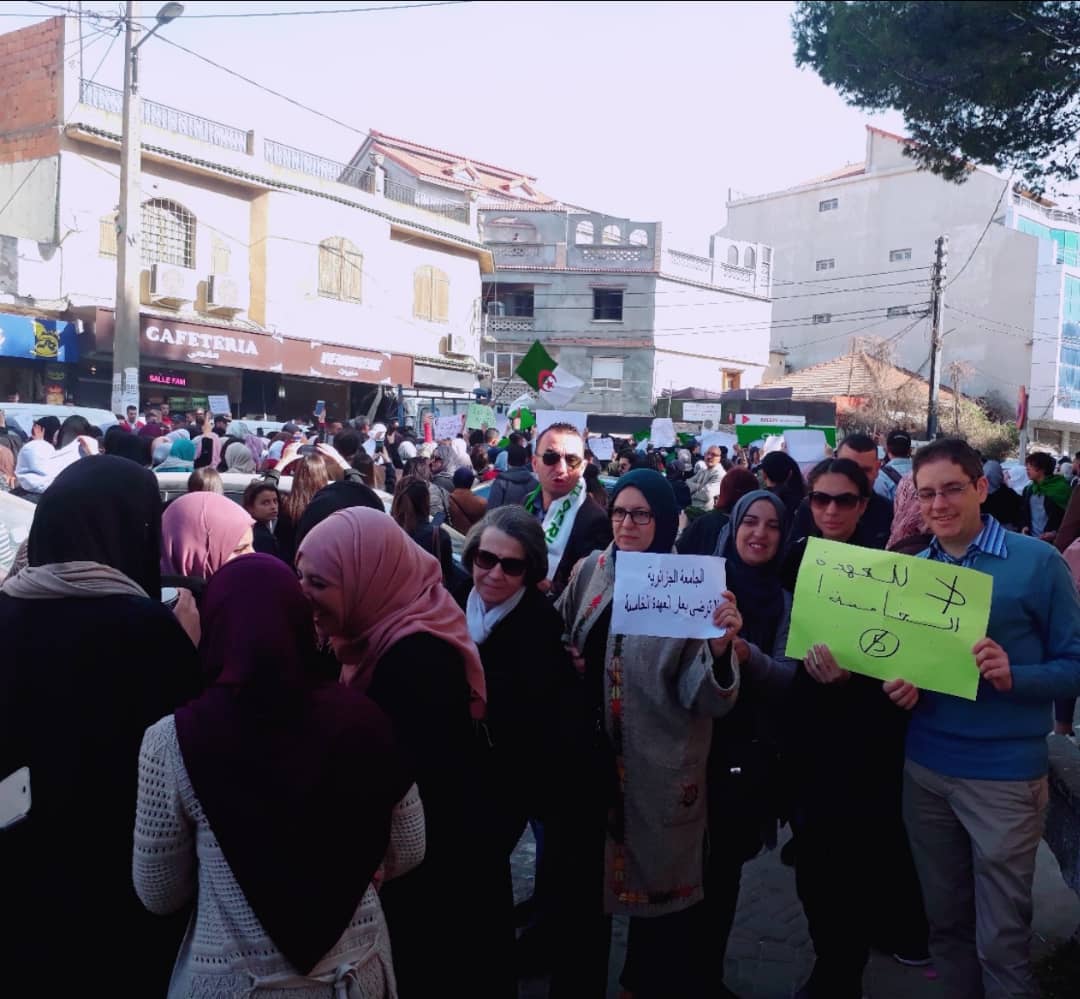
[767,349,959,401]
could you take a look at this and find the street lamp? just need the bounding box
[111,2,184,415]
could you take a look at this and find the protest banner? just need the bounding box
[701,431,738,454]
[433,414,464,440]
[465,403,496,430]
[649,417,676,447]
[612,553,728,639]
[589,436,615,461]
[535,410,588,436]
[785,537,992,700]
[784,429,828,464]
[208,394,231,418]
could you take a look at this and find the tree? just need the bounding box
[792,1,1080,192]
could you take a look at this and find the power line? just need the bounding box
[56,0,472,19]
[945,173,1013,290]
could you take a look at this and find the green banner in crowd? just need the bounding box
[465,403,496,430]
[785,537,992,700]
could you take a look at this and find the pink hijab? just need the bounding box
[887,472,927,549]
[296,506,487,721]
[160,492,253,579]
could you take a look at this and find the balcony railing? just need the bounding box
[384,178,469,223]
[489,242,558,267]
[1012,191,1080,228]
[79,79,249,153]
[486,315,535,334]
[264,139,374,192]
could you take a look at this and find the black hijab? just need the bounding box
[608,468,679,554]
[295,480,384,552]
[717,489,789,651]
[27,455,163,598]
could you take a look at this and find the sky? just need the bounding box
[6,0,911,251]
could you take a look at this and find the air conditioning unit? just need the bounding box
[206,274,247,316]
[148,263,196,308]
[447,333,476,357]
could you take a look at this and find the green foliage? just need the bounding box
[792,1,1080,192]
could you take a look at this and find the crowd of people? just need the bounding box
[2,402,1080,999]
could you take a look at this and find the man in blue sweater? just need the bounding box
[884,438,1080,999]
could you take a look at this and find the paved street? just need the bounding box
[511,820,1080,998]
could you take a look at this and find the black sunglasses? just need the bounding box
[541,449,583,469]
[808,490,862,511]
[473,548,528,576]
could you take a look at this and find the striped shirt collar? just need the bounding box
[925,514,1008,566]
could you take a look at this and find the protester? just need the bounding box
[759,450,805,521]
[0,456,201,996]
[294,479,385,552]
[134,554,422,998]
[160,492,254,601]
[686,444,726,515]
[186,466,224,494]
[887,473,933,555]
[14,435,96,497]
[32,414,60,445]
[274,453,331,563]
[487,442,537,510]
[875,430,914,502]
[140,409,166,440]
[979,458,1021,529]
[891,438,1080,998]
[391,475,455,587]
[1018,450,1070,540]
[524,422,612,597]
[676,467,764,555]
[471,443,498,482]
[105,425,153,466]
[224,440,257,474]
[296,507,511,998]
[447,466,487,533]
[582,462,609,511]
[155,437,196,474]
[550,469,741,998]
[242,480,282,559]
[680,490,798,996]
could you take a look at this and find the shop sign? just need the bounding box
[147,371,189,387]
[0,314,80,362]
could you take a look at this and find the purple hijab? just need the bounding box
[173,554,411,974]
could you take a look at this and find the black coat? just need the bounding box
[0,594,201,996]
[551,499,613,598]
[675,509,731,555]
[486,466,538,509]
[791,491,893,552]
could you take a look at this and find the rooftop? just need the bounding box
[766,347,959,402]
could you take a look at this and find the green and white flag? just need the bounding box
[515,340,584,409]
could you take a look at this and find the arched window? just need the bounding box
[141,199,195,268]
[318,236,363,302]
[628,228,648,246]
[575,220,594,245]
[726,245,739,266]
[413,265,450,322]
[743,247,756,270]
[602,224,621,245]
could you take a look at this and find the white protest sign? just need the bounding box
[535,410,588,436]
[650,417,676,447]
[682,403,724,424]
[494,414,510,438]
[433,414,464,440]
[701,431,738,454]
[208,395,231,418]
[362,437,377,457]
[590,436,615,461]
[784,429,828,464]
[762,434,785,455]
[612,552,728,639]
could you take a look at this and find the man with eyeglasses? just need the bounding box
[686,446,726,514]
[885,437,1080,999]
[523,421,612,598]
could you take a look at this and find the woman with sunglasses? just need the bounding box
[550,468,742,999]
[782,458,930,998]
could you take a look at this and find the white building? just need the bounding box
[721,125,1080,448]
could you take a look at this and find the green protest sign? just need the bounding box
[465,403,496,430]
[785,538,992,700]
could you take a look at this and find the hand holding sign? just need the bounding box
[612,553,728,639]
[707,591,742,659]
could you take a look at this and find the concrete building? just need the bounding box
[721,125,1080,448]
[0,16,492,422]
[478,205,774,423]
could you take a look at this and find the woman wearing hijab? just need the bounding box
[155,437,197,474]
[759,450,805,521]
[887,473,935,554]
[0,457,201,996]
[224,440,257,475]
[980,458,1021,529]
[551,469,742,999]
[160,491,255,601]
[782,458,930,997]
[134,555,422,998]
[296,508,509,998]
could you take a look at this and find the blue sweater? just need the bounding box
[906,531,1080,780]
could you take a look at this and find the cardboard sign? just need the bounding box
[612,553,728,639]
[590,436,615,461]
[784,429,828,464]
[433,414,464,440]
[208,394,231,418]
[465,403,496,430]
[649,418,676,448]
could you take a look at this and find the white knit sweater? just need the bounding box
[134,715,425,999]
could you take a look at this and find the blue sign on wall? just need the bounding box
[0,314,80,363]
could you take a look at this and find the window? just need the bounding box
[889,247,912,262]
[591,356,623,390]
[505,290,534,317]
[593,288,623,321]
[744,247,756,269]
[601,224,621,245]
[722,370,742,391]
[815,258,835,271]
[318,237,363,302]
[819,198,838,212]
[628,228,649,246]
[99,213,117,257]
[413,265,450,322]
[575,220,594,245]
[887,305,911,317]
[483,351,526,380]
[141,199,195,269]
[812,313,831,324]
[727,245,739,266]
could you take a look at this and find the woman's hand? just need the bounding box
[316,442,350,471]
[883,678,919,710]
[708,590,742,659]
[173,589,201,648]
[804,644,850,685]
[565,642,586,675]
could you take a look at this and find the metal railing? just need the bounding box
[385,178,469,224]
[264,139,374,192]
[79,79,248,153]
[1012,191,1080,228]
[384,177,418,207]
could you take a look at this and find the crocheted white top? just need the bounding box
[134,715,425,999]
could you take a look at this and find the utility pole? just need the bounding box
[926,234,948,439]
[111,2,184,415]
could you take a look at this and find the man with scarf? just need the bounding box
[1019,450,1071,541]
[523,422,612,599]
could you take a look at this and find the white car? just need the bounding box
[1,403,118,439]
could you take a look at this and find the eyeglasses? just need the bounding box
[705,452,721,461]
[473,548,528,576]
[541,449,583,469]
[809,490,862,511]
[611,507,654,525]
[916,480,974,503]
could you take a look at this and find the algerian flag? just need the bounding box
[515,340,585,408]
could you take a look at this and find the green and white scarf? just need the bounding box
[529,479,588,580]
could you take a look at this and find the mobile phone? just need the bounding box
[161,586,180,609]
[298,444,318,456]
[0,766,31,830]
